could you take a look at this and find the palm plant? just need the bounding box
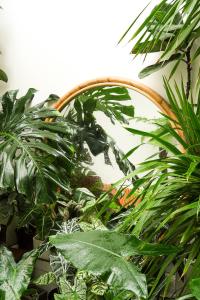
[117,81,200,298]
[114,0,200,297]
[119,0,200,97]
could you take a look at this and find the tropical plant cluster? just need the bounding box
[0,0,200,299]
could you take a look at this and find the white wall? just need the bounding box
[0,0,166,101]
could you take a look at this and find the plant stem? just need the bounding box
[186,46,192,99]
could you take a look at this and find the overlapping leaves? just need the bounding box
[62,86,136,177]
[114,81,200,298]
[0,89,74,203]
[119,0,200,80]
[50,230,177,298]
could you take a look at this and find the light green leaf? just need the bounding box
[0,246,38,300]
[33,272,56,285]
[189,278,200,300]
[161,14,200,60]
[50,231,177,298]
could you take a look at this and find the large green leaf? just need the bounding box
[0,246,38,300]
[189,278,200,300]
[61,85,136,177]
[0,89,74,202]
[50,231,177,298]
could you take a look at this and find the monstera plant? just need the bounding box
[61,85,136,180]
[0,88,75,239]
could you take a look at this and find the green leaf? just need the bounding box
[0,246,38,300]
[192,46,200,61]
[189,278,200,300]
[132,38,170,54]
[54,294,68,300]
[50,231,177,298]
[13,88,36,115]
[50,232,147,298]
[139,53,182,78]
[126,127,181,155]
[0,69,8,82]
[118,105,134,117]
[118,1,151,44]
[175,296,194,300]
[0,89,74,201]
[33,272,56,285]
[161,13,200,61]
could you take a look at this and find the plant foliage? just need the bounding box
[61,86,136,177]
[0,246,38,300]
[119,0,200,87]
[0,89,74,202]
[50,230,178,298]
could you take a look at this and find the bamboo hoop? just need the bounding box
[54,76,184,147]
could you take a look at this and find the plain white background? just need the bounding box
[0,0,182,182]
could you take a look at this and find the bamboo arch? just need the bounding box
[54,77,172,118]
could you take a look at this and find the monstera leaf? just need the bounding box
[75,86,134,124]
[0,246,38,300]
[0,89,74,202]
[50,231,178,298]
[62,85,136,177]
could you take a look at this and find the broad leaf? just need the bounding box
[0,246,38,300]
[50,231,177,298]
[0,89,74,202]
[189,278,200,300]
[61,85,136,177]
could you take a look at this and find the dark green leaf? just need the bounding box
[139,53,182,78]
[0,69,8,83]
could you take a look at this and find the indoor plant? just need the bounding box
[33,1,200,299]
[116,0,200,298]
[0,88,75,246]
